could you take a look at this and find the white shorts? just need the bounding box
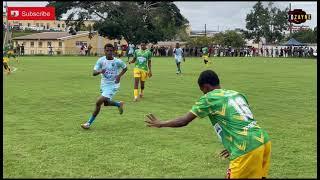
[100,83,120,100]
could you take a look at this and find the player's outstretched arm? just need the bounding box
[145,112,197,128]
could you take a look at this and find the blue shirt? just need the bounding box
[94,56,127,85]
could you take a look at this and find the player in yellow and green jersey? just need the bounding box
[202,46,212,66]
[145,70,271,178]
[129,42,152,101]
[3,51,12,75]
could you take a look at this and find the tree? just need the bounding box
[223,31,246,48]
[48,1,189,44]
[290,28,317,43]
[243,1,289,44]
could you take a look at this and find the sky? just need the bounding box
[3,1,317,31]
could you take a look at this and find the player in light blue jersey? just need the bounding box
[127,43,135,62]
[173,43,185,74]
[81,43,128,129]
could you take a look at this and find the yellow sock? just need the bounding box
[134,89,139,98]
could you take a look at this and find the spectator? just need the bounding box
[87,44,92,56]
[21,44,25,56]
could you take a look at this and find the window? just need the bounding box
[38,42,43,47]
[19,23,22,26]
[59,42,62,47]
[47,41,52,46]
[28,23,31,27]
[36,23,39,27]
[57,24,60,28]
[41,23,44,27]
[31,50,35,54]
[76,41,88,46]
[62,24,65,28]
[39,50,43,54]
[31,42,34,47]
[47,23,50,29]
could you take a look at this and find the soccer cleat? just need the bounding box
[176,71,180,74]
[139,93,143,98]
[133,97,139,102]
[81,123,90,129]
[118,101,124,114]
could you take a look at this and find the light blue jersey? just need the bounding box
[128,44,135,55]
[94,56,127,99]
[173,48,183,62]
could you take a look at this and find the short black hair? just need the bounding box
[198,70,220,87]
[104,43,114,50]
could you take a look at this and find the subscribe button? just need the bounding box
[7,7,56,20]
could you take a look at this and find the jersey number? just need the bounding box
[229,96,253,121]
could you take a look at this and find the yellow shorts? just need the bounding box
[117,50,122,55]
[203,55,209,60]
[134,68,148,81]
[227,141,271,179]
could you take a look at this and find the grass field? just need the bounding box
[3,56,317,178]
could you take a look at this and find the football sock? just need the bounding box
[87,115,96,125]
[140,89,144,95]
[134,89,139,98]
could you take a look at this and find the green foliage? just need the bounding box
[244,1,289,44]
[48,1,189,44]
[187,31,245,47]
[288,27,317,43]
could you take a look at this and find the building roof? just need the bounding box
[12,31,93,40]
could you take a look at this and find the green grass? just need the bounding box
[3,56,317,178]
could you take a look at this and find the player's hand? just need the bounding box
[100,69,106,74]
[148,71,152,78]
[219,149,230,159]
[145,113,162,128]
[115,75,120,83]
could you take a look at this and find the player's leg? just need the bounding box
[139,70,148,98]
[133,68,141,101]
[102,83,125,114]
[81,96,106,129]
[262,141,272,178]
[140,81,145,98]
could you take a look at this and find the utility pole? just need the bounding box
[289,3,292,38]
[204,24,207,36]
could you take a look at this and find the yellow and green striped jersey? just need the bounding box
[134,49,152,72]
[190,89,270,160]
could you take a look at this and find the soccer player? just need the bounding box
[145,70,271,178]
[129,42,152,101]
[81,43,128,129]
[3,52,11,75]
[202,45,211,66]
[127,43,135,62]
[173,43,185,74]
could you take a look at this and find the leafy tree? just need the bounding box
[243,1,289,44]
[289,28,317,43]
[48,1,189,44]
[223,30,246,48]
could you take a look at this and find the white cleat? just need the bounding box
[81,123,90,129]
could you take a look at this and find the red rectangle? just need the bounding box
[7,7,55,20]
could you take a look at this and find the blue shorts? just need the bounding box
[100,83,120,100]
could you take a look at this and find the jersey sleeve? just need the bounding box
[117,59,127,69]
[190,96,210,118]
[93,58,102,71]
